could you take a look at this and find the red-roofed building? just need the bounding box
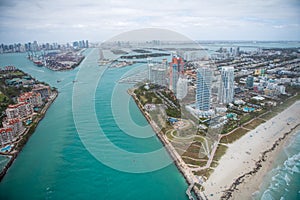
[32,84,51,100]
[2,118,25,137]
[18,91,43,107]
[0,128,14,146]
[6,102,33,119]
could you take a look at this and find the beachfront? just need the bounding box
[202,101,300,199]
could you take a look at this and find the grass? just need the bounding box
[10,71,25,76]
[244,118,265,130]
[0,93,9,103]
[165,130,174,140]
[239,113,253,124]
[182,144,201,158]
[211,160,219,168]
[139,95,147,105]
[212,144,228,162]
[220,128,249,144]
[194,136,205,143]
[193,168,214,180]
[182,157,207,167]
[261,93,300,120]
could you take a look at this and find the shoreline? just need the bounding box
[202,100,300,199]
[0,91,58,181]
[230,124,300,199]
[128,88,201,200]
[129,84,300,200]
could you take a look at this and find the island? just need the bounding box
[0,66,58,180]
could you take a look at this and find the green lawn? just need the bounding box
[182,157,207,167]
[220,128,249,144]
[261,93,300,120]
[193,168,214,180]
[244,118,265,130]
[212,144,228,162]
[0,93,9,103]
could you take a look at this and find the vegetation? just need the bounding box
[166,107,181,118]
[16,122,37,150]
[261,93,300,120]
[220,128,249,144]
[212,144,228,162]
[243,118,265,130]
[182,157,207,167]
[193,168,214,180]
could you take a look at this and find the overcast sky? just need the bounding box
[0,0,299,43]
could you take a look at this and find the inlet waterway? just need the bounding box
[0,49,189,199]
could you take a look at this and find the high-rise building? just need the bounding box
[196,67,212,111]
[246,75,254,89]
[176,76,188,100]
[219,66,235,104]
[149,63,167,86]
[169,56,184,94]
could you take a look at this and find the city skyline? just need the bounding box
[0,0,300,43]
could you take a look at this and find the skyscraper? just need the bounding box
[169,56,184,94]
[196,67,212,111]
[149,63,167,86]
[219,66,235,104]
[176,76,188,100]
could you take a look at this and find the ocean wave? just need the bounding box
[257,134,300,200]
[261,189,275,200]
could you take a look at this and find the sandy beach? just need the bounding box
[202,101,300,199]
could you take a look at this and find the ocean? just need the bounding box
[0,49,189,199]
[252,131,300,200]
[0,41,299,199]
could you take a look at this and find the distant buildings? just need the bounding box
[246,75,254,89]
[196,67,212,111]
[0,39,89,54]
[73,40,89,49]
[219,66,235,104]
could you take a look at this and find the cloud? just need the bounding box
[0,0,299,43]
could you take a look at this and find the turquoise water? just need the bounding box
[0,42,299,199]
[0,156,10,171]
[253,131,300,200]
[0,49,188,199]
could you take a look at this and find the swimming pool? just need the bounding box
[243,107,255,112]
[0,145,12,152]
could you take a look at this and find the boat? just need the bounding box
[33,60,44,67]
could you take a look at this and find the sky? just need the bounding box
[0,0,299,43]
